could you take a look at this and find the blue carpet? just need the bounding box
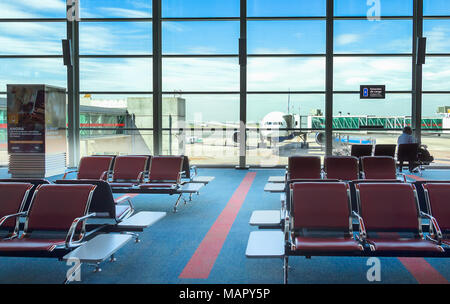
[0,167,448,284]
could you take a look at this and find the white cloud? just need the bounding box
[336,34,360,46]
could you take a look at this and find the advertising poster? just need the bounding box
[7,85,46,153]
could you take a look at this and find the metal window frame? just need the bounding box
[2,0,450,168]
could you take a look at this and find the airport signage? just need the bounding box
[360,85,386,99]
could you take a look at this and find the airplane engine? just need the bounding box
[315,132,325,146]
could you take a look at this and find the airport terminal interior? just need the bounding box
[0,0,449,286]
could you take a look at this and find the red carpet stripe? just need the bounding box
[179,172,257,279]
[405,174,426,181]
[115,193,139,200]
[397,257,448,284]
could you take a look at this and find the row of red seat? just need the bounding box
[0,180,166,282]
[288,155,403,181]
[0,183,97,255]
[64,155,186,189]
[283,181,450,282]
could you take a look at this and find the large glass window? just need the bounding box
[0,3,67,166]
[422,1,450,166]
[2,0,450,168]
[79,1,153,157]
[334,0,413,17]
[248,0,326,17]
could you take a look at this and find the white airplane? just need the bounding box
[259,111,309,148]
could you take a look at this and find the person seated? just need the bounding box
[397,126,416,145]
[397,127,419,173]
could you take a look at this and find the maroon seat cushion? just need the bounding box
[139,183,177,189]
[149,156,183,182]
[0,238,65,252]
[292,182,350,230]
[324,156,359,181]
[366,238,443,253]
[358,183,419,231]
[361,156,397,180]
[112,156,149,181]
[0,183,32,229]
[295,237,363,252]
[424,183,450,231]
[288,156,321,180]
[109,182,136,188]
[77,156,113,180]
[27,184,95,232]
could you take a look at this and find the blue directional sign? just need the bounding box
[360,85,385,99]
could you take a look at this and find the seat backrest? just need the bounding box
[288,156,321,180]
[374,144,397,158]
[423,183,450,231]
[112,156,149,181]
[324,156,358,181]
[0,179,50,211]
[26,184,96,232]
[351,144,373,158]
[149,156,184,182]
[55,180,116,219]
[292,182,351,232]
[361,156,397,180]
[0,183,33,229]
[182,156,191,179]
[77,156,114,180]
[357,183,419,232]
[397,143,419,161]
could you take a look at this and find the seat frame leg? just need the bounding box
[173,194,183,213]
[283,256,289,284]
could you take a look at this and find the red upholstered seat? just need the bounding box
[0,184,96,253]
[324,156,359,181]
[111,156,149,184]
[0,183,33,229]
[361,156,397,180]
[139,183,177,189]
[0,238,66,252]
[109,182,137,188]
[148,156,184,182]
[423,183,450,231]
[288,156,321,180]
[367,238,443,252]
[357,183,443,253]
[77,156,114,180]
[291,182,362,253]
[423,183,450,246]
[295,237,362,252]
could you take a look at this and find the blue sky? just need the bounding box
[1,0,450,123]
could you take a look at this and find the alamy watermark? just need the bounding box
[366,257,381,282]
[67,0,80,22]
[367,0,381,21]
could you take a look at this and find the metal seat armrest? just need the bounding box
[190,166,198,178]
[352,211,367,239]
[100,171,109,181]
[397,172,407,183]
[136,171,147,184]
[63,170,78,180]
[0,212,27,229]
[420,211,443,241]
[65,213,97,248]
[115,195,135,215]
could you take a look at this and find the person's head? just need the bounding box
[403,126,413,135]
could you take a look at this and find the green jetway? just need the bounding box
[310,116,443,130]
